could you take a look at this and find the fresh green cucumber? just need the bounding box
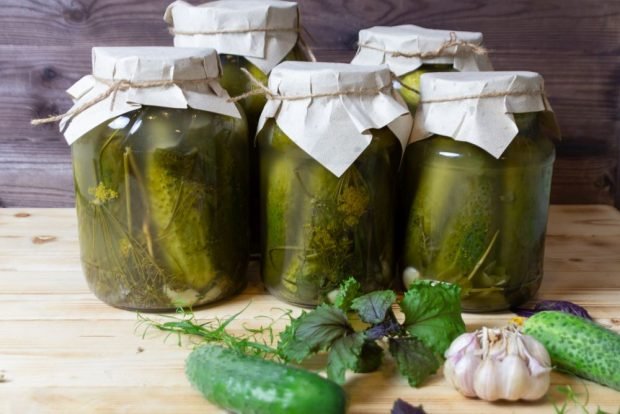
[523,311,620,390]
[186,345,347,414]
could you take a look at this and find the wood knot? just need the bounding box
[42,67,58,82]
[14,212,31,218]
[32,235,57,245]
[63,7,88,24]
[33,102,61,126]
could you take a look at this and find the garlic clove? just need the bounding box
[453,353,480,397]
[497,355,530,401]
[520,368,551,401]
[444,332,478,360]
[519,334,552,376]
[473,358,500,401]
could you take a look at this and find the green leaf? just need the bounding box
[326,333,365,384]
[277,311,310,362]
[388,337,440,387]
[400,280,465,355]
[278,305,352,362]
[354,340,384,373]
[333,277,362,312]
[351,290,397,324]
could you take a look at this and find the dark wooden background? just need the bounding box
[1,0,619,208]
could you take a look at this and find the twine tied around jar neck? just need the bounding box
[30,77,216,126]
[228,68,393,103]
[419,88,547,104]
[358,32,489,59]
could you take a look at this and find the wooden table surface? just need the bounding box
[1,205,619,413]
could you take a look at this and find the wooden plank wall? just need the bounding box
[1,0,618,207]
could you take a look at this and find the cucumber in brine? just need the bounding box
[144,147,216,296]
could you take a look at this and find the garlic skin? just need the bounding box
[444,325,551,402]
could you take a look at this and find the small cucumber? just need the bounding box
[523,311,620,390]
[186,345,347,414]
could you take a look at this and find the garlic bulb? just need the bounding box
[443,326,551,401]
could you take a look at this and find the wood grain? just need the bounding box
[0,205,620,413]
[0,0,619,207]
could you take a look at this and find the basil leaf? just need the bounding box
[354,340,383,373]
[351,290,397,324]
[389,337,440,388]
[333,277,362,312]
[391,398,427,414]
[278,304,352,362]
[511,300,592,320]
[400,280,465,355]
[326,333,365,384]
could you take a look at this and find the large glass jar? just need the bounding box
[72,106,249,311]
[259,121,402,306]
[401,112,555,311]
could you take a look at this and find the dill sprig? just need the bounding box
[136,305,291,360]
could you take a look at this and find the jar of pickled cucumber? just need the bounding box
[63,47,249,311]
[401,72,560,312]
[351,25,492,114]
[256,62,413,306]
[165,0,313,252]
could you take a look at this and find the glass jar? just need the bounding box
[259,121,402,306]
[72,106,249,311]
[401,112,555,311]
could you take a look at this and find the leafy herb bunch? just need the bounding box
[277,278,466,386]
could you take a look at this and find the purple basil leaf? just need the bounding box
[391,398,427,414]
[511,300,592,320]
[365,316,401,340]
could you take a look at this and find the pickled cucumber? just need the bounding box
[144,148,215,289]
[397,64,453,113]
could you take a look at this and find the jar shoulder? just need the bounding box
[405,119,556,168]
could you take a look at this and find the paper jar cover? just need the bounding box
[164,0,299,74]
[351,25,493,76]
[410,71,554,158]
[60,47,241,145]
[256,61,413,177]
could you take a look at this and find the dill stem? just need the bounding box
[123,148,133,234]
[125,147,155,258]
[467,230,500,281]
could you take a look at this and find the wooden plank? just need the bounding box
[0,0,619,207]
[0,206,620,412]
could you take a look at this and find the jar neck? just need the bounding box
[514,112,541,136]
